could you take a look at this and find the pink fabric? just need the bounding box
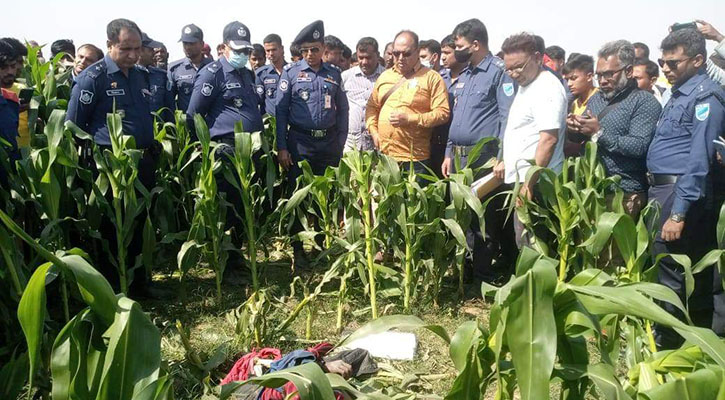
[220,348,282,385]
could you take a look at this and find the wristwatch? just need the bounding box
[670,213,685,223]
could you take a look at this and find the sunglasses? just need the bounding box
[392,50,414,58]
[300,47,321,54]
[658,57,691,70]
[231,48,252,56]
[505,56,532,75]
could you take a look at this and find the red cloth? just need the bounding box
[220,348,282,385]
[1,88,18,103]
[225,343,343,400]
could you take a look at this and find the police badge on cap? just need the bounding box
[179,23,203,43]
[223,21,253,50]
[293,20,324,45]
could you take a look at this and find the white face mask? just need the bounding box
[421,59,432,68]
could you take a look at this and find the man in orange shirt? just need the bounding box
[366,30,449,175]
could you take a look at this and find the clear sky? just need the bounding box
[4,0,723,62]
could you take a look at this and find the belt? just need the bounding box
[452,145,475,157]
[646,172,679,186]
[291,124,335,138]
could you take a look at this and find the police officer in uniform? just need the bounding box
[275,20,349,268]
[444,19,517,284]
[66,18,159,296]
[255,33,287,116]
[168,23,211,112]
[186,21,263,139]
[646,28,725,348]
[139,32,173,122]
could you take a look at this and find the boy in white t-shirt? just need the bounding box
[492,33,568,247]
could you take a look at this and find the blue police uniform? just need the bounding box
[0,90,19,185]
[255,63,286,116]
[186,56,264,138]
[447,53,515,158]
[646,69,725,348]
[67,54,154,149]
[275,59,349,173]
[168,57,211,112]
[147,65,174,122]
[447,54,518,283]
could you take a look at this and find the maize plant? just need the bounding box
[0,209,173,400]
[88,112,148,294]
[20,44,72,136]
[223,122,279,291]
[178,115,231,301]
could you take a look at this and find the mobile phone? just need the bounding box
[671,22,697,32]
[19,88,33,104]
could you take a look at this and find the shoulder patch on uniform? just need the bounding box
[256,85,264,95]
[695,103,710,121]
[503,82,514,97]
[79,90,94,105]
[279,79,289,92]
[284,62,296,71]
[201,83,214,96]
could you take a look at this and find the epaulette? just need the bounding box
[256,64,272,77]
[85,60,106,79]
[168,58,186,71]
[135,65,149,73]
[696,87,725,108]
[325,62,341,72]
[284,61,300,71]
[491,55,505,70]
[205,62,222,74]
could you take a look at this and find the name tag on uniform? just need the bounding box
[226,82,242,89]
[263,78,277,85]
[106,89,126,96]
[297,77,312,83]
[178,74,193,80]
[324,94,332,109]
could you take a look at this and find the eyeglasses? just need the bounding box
[300,47,321,54]
[505,56,532,75]
[392,50,414,58]
[658,57,691,70]
[594,66,626,81]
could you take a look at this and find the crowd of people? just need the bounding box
[1,17,724,349]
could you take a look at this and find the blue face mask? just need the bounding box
[228,52,249,69]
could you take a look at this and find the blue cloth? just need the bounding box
[268,350,316,373]
[275,59,349,160]
[447,53,515,157]
[186,57,264,138]
[147,65,174,122]
[66,54,154,149]
[0,92,19,152]
[255,63,286,116]
[168,56,212,112]
[646,69,725,215]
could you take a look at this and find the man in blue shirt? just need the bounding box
[275,20,349,269]
[255,33,287,116]
[66,18,160,297]
[139,32,173,122]
[186,21,263,139]
[67,19,155,151]
[168,23,211,112]
[444,19,517,284]
[646,28,725,348]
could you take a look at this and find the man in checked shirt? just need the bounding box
[341,37,385,152]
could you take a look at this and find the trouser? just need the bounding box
[429,127,448,178]
[648,183,718,348]
[288,133,343,253]
[95,145,158,292]
[454,142,517,281]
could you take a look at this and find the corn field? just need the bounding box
[2,45,725,400]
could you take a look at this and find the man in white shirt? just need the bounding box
[341,37,385,152]
[493,32,567,247]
